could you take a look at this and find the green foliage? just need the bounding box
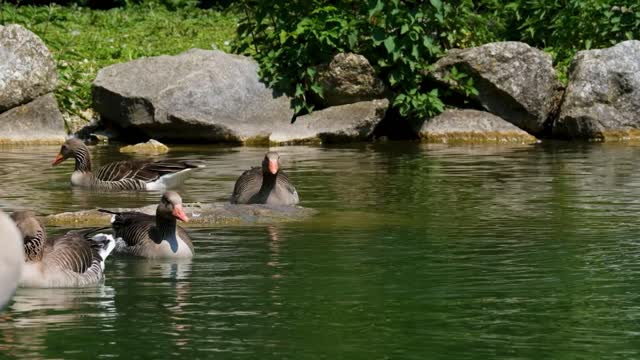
[236,0,640,120]
[0,2,238,118]
[235,0,495,120]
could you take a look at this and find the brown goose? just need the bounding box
[10,211,115,288]
[52,138,205,191]
[99,191,194,259]
[230,152,299,205]
[0,210,24,307]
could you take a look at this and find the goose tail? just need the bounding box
[89,233,117,269]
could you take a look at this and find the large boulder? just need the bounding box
[0,24,57,112]
[431,42,562,136]
[92,49,294,143]
[270,99,388,144]
[417,109,537,144]
[315,53,387,106]
[553,41,640,141]
[0,94,65,144]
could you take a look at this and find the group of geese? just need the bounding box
[0,138,300,306]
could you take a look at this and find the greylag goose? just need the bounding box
[52,138,204,191]
[99,191,194,259]
[10,211,116,288]
[231,151,299,205]
[0,211,24,308]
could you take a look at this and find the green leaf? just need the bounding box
[400,24,409,34]
[429,0,442,11]
[384,36,396,54]
[368,0,384,18]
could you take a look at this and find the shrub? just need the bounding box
[234,0,496,121]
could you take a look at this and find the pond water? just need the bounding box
[2,142,640,359]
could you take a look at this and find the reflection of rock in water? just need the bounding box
[0,286,116,357]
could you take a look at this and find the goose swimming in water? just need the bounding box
[230,152,299,205]
[99,191,194,259]
[52,138,204,191]
[0,210,24,308]
[10,211,115,288]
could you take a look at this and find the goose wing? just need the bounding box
[276,171,298,197]
[106,211,155,247]
[46,231,95,274]
[230,167,263,204]
[95,160,203,183]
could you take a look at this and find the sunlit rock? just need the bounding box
[315,53,387,106]
[0,24,57,112]
[92,49,294,143]
[431,42,562,136]
[0,94,65,144]
[270,99,389,144]
[418,109,537,144]
[553,40,640,141]
[120,139,169,155]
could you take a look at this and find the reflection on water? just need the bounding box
[2,142,640,358]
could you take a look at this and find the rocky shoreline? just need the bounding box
[2,24,639,145]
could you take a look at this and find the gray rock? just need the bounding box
[316,53,387,106]
[0,93,66,144]
[418,109,537,144]
[270,99,389,144]
[92,49,293,143]
[44,202,317,228]
[553,40,640,141]
[0,24,57,112]
[431,42,562,136]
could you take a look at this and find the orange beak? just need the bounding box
[268,160,279,175]
[172,204,189,222]
[52,153,65,166]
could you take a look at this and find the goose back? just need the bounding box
[12,212,115,288]
[231,167,299,205]
[105,211,193,259]
[0,211,23,308]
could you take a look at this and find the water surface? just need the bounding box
[2,142,640,359]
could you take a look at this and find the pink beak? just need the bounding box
[268,160,279,175]
[172,204,189,222]
[52,153,64,166]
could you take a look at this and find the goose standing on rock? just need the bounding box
[52,138,205,191]
[0,211,24,308]
[10,211,116,288]
[100,191,194,259]
[231,152,299,205]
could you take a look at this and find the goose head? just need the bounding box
[52,138,86,166]
[10,211,44,241]
[157,191,189,222]
[10,211,46,261]
[261,152,280,175]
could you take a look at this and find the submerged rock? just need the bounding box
[0,94,66,144]
[315,53,387,106]
[92,49,293,143]
[418,109,537,144]
[0,24,57,112]
[431,42,562,136]
[120,139,169,154]
[553,40,640,141]
[44,202,317,228]
[270,99,389,144]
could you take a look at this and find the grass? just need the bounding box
[0,3,239,121]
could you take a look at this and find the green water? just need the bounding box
[2,142,640,359]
